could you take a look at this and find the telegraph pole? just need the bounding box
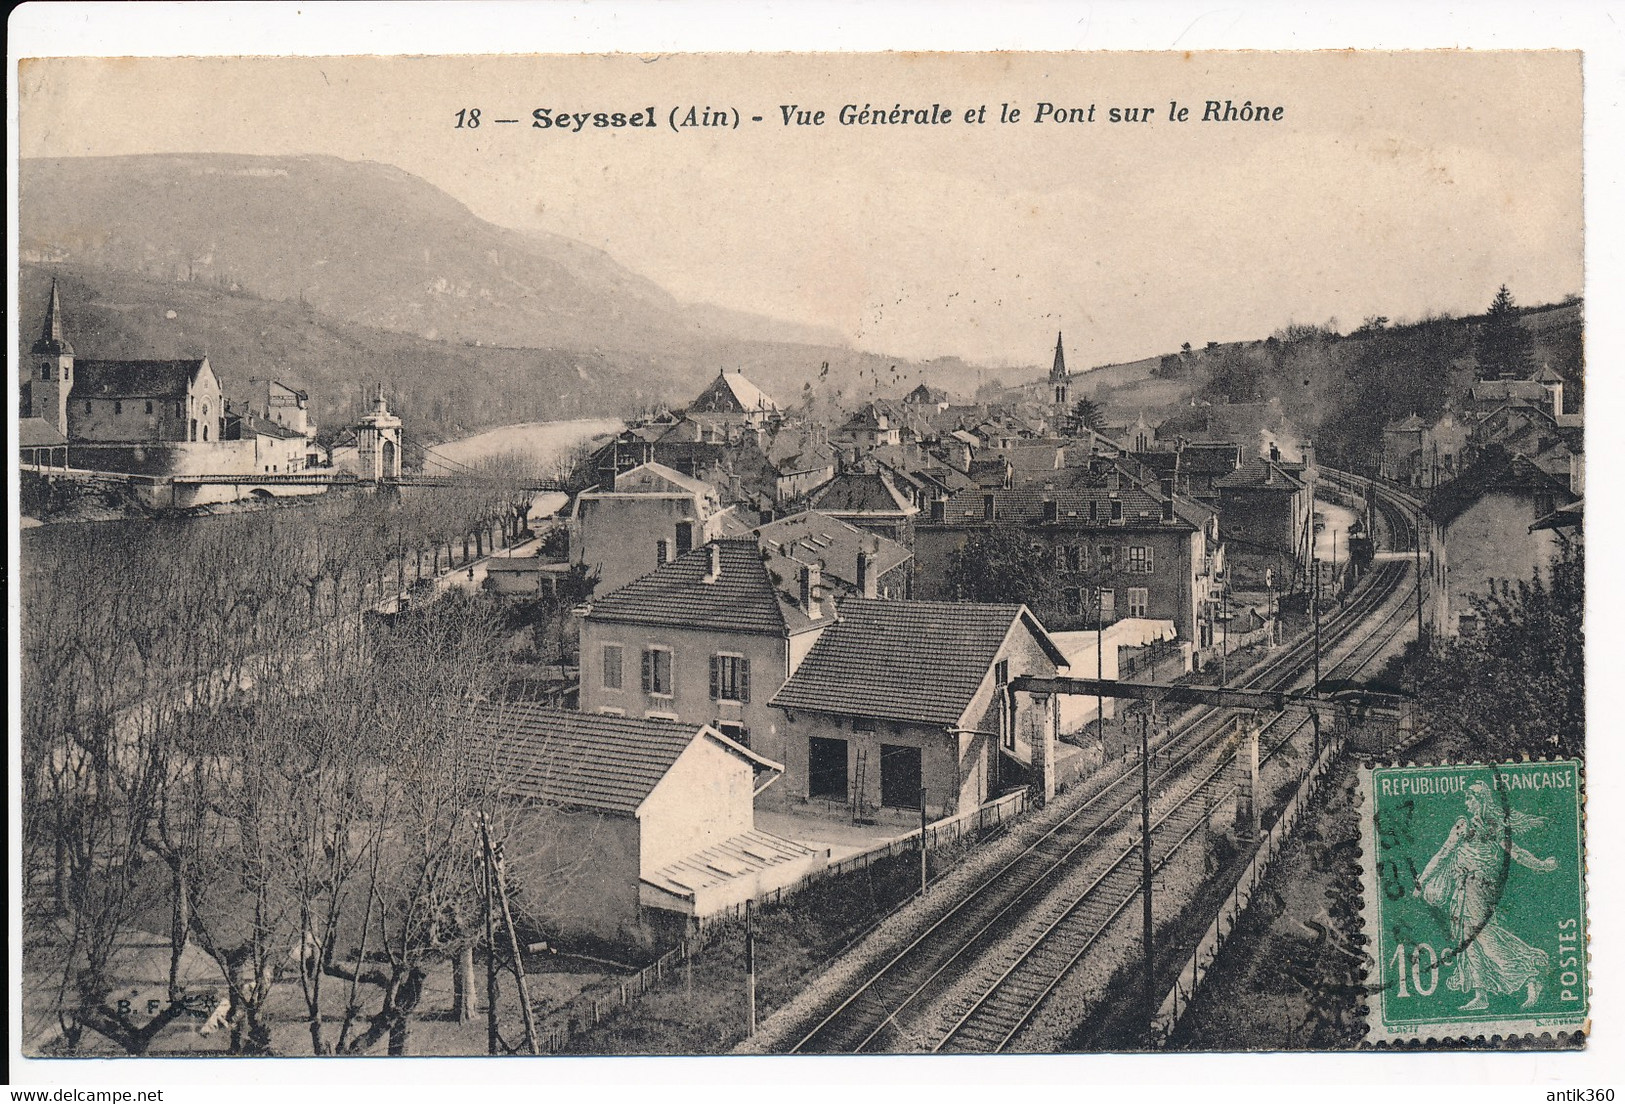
[484,825,500,1056]
[919,787,929,895]
[745,898,757,1036]
[1141,703,1155,1033]
[1413,504,1426,646]
[1312,559,1322,696]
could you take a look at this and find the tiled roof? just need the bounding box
[75,358,210,399]
[610,461,716,499]
[1178,443,1243,476]
[809,472,917,515]
[753,510,912,588]
[18,417,67,448]
[585,537,832,635]
[1427,451,1577,527]
[1386,414,1427,433]
[1214,457,1305,492]
[691,369,780,415]
[771,600,1065,727]
[464,703,704,815]
[928,483,1203,532]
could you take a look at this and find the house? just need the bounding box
[1424,450,1579,638]
[577,538,836,788]
[18,417,68,469]
[1381,410,1470,489]
[752,511,913,600]
[913,466,1221,648]
[837,403,902,453]
[468,704,824,942]
[770,600,1072,814]
[570,462,748,596]
[806,469,921,545]
[902,383,950,409]
[688,368,783,427]
[1155,399,1306,462]
[223,407,308,474]
[1213,454,1313,562]
[762,426,840,502]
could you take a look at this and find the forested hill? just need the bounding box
[18,153,1005,437]
[1057,300,1582,473]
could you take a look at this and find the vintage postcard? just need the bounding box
[7,9,1602,1089]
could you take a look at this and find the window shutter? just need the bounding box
[642,648,653,692]
[709,655,720,700]
[739,657,751,703]
[1146,547,1154,573]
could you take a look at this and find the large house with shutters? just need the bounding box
[577,538,836,797]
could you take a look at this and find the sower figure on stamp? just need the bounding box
[1413,781,1558,1011]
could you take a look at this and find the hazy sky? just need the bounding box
[18,50,1581,368]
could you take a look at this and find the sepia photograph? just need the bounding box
[6,4,1615,1095]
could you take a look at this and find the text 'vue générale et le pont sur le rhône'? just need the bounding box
[457,99,1288,133]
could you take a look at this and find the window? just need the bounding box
[202,424,209,442]
[1099,589,1116,621]
[39,364,50,381]
[1128,587,1149,617]
[85,401,93,413]
[1053,546,1067,571]
[602,644,624,690]
[114,401,123,415]
[1111,500,1123,521]
[809,737,849,799]
[641,647,673,696]
[1064,587,1083,616]
[145,400,154,415]
[852,716,877,734]
[1098,545,1116,572]
[710,653,751,702]
[1129,546,1152,573]
[175,402,184,418]
[1065,545,1083,573]
[655,538,670,566]
[717,721,750,748]
[675,520,695,555]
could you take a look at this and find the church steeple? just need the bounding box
[25,279,75,436]
[32,278,74,357]
[1049,331,1070,416]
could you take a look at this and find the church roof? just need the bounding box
[1049,332,1069,383]
[75,358,212,399]
[690,369,780,416]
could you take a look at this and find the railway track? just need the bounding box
[789,541,1412,1055]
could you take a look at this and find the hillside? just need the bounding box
[19,153,1009,428]
[1029,301,1582,471]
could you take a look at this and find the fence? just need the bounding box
[1147,734,1346,1046]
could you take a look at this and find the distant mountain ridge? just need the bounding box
[19,153,1007,431]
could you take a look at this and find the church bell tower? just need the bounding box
[1048,331,1070,422]
[27,279,74,436]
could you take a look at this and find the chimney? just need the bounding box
[799,563,823,619]
[704,542,722,583]
[1302,440,1316,471]
[1269,442,1280,462]
[857,549,877,599]
[656,538,670,565]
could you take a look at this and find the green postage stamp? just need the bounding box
[1359,761,1588,1044]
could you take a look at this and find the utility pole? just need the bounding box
[484,824,500,1057]
[480,813,540,1056]
[745,899,757,1036]
[1141,703,1155,1034]
[919,787,929,895]
[1312,559,1321,697]
[1414,504,1426,647]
